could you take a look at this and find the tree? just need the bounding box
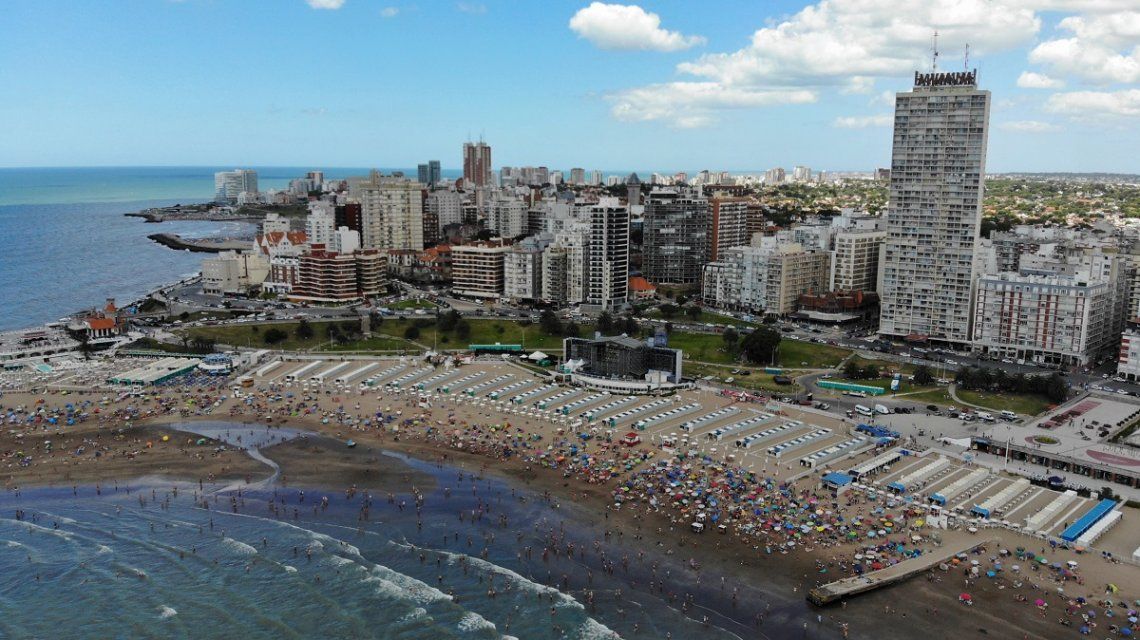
[622,316,639,335]
[860,364,879,380]
[913,365,934,386]
[562,321,580,338]
[437,310,462,332]
[722,327,740,356]
[539,310,562,335]
[597,311,614,333]
[404,325,421,340]
[659,304,679,319]
[1045,372,1069,404]
[263,328,287,345]
[296,320,314,340]
[685,305,702,320]
[455,320,471,340]
[842,360,860,380]
[740,326,781,365]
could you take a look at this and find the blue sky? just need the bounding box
[1,1,1137,173]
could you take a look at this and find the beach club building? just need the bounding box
[562,334,686,393]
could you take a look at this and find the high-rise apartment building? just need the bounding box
[831,229,885,292]
[214,169,259,203]
[354,171,425,251]
[708,197,749,262]
[417,160,441,187]
[701,241,831,315]
[642,189,709,286]
[586,205,629,310]
[570,168,586,185]
[462,141,492,187]
[878,69,990,344]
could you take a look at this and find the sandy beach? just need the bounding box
[3,367,1139,639]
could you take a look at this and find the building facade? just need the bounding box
[451,241,509,298]
[586,205,630,310]
[214,169,258,204]
[878,69,991,345]
[708,197,749,262]
[831,229,885,292]
[355,171,425,251]
[642,189,709,285]
[702,242,831,315]
[290,248,386,303]
[462,141,492,187]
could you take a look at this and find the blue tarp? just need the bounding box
[887,481,906,492]
[930,493,947,505]
[1059,499,1117,542]
[971,505,991,518]
[822,472,854,487]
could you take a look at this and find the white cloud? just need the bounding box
[1045,89,1140,118]
[609,82,816,127]
[602,0,1046,127]
[305,0,345,9]
[1028,9,1140,84]
[999,120,1059,132]
[380,6,399,18]
[1030,38,1140,84]
[1016,71,1063,89]
[674,0,1040,89]
[832,114,892,129]
[569,3,705,52]
[456,2,486,14]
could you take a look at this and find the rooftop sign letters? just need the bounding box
[914,69,977,87]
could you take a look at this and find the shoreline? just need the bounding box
[3,384,1137,639]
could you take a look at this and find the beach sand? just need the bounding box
[3,377,1139,639]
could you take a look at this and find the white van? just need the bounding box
[976,411,996,423]
[874,404,891,415]
[1000,410,1017,421]
[855,404,874,417]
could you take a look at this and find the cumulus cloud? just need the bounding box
[569,3,705,52]
[1028,9,1140,84]
[305,0,345,9]
[999,120,1059,132]
[1045,90,1140,118]
[380,6,399,17]
[832,114,892,129]
[609,82,816,127]
[605,0,1043,127]
[674,0,1039,88]
[1016,71,1063,89]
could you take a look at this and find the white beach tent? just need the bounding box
[527,351,549,362]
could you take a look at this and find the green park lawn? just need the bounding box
[955,389,1054,416]
[905,388,957,407]
[644,309,758,328]
[826,376,933,395]
[685,363,802,393]
[776,339,851,369]
[390,298,438,310]
[183,321,325,351]
[383,317,579,351]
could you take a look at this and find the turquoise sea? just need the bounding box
[0,167,441,332]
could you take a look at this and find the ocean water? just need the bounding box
[0,423,801,639]
[0,167,421,332]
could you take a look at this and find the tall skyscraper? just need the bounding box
[417,160,441,187]
[462,141,492,187]
[878,69,991,345]
[642,189,709,286]
[586,205,629,310]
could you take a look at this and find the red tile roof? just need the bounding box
[628,276,656,292]
[86,318,116,331]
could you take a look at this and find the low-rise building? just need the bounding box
[201,251,270,296]
[290,247,386,303]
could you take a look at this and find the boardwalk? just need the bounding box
[808,537,994,606]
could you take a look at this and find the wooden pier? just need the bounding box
[808,537,994,606]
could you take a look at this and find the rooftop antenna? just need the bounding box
[931,30,939,71]
[964,43,970,71]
